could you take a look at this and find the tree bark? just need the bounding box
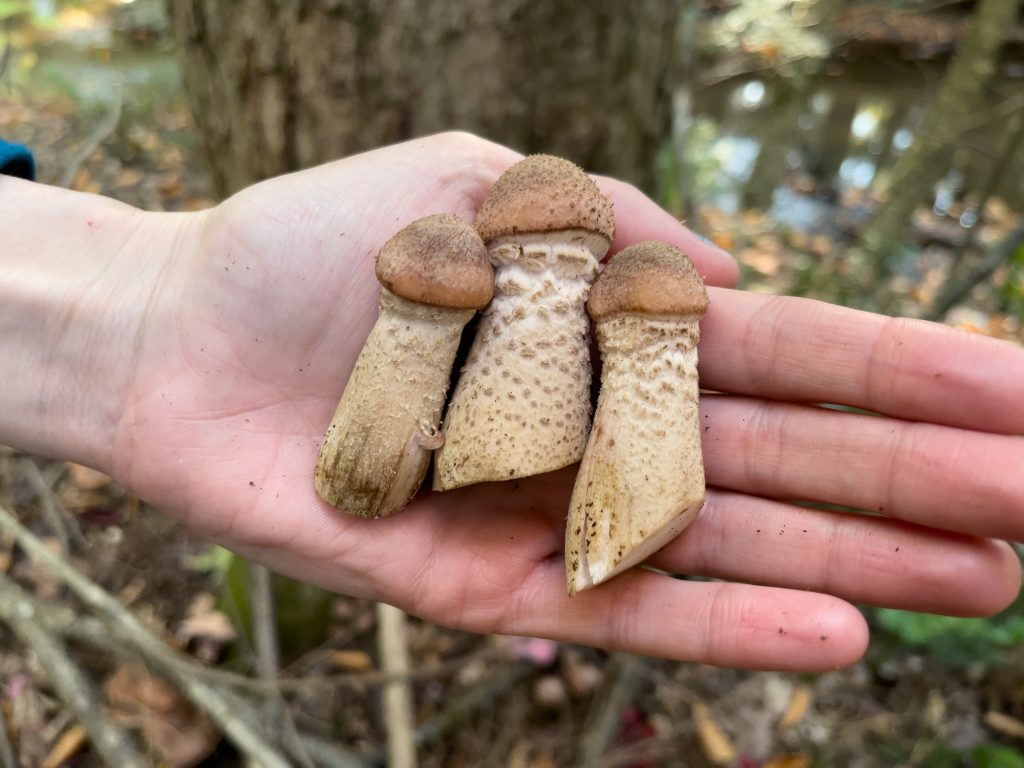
[168,0,682,197]
[859,0,1022,268]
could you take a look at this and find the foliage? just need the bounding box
[921,742,1024,768]
[875,579,1024,667]
[707,0,832,61]
[999,240,1024,321]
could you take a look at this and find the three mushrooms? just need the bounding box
[314,155,709,595]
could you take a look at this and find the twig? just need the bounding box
[927,219,1024,321]
[405,660,533,755]
[928,112,1024,320]
[3,574,370,768]
[377,602,416,768]
[248,561,315,768]
[20,459,83,551]
[20,587,500,696]
[0,575,145,767]
[297,734,372,768]
[59,86,123,189]
[0,503,292,768]
[578,652,645,768]
[0,689,17,768]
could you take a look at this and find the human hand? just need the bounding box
[8,133,1023,671]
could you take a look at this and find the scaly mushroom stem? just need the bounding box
[433,154,615,490]
[315,290,474,517]
[566,241,709,595]
[434,231,603,489]
[567,316,703,594]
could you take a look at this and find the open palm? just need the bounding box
[110,133,1024,671]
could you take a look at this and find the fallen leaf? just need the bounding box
[764,754,811,768]
[40,723,87,768]
[66,462,112,491]
[327,649,374,672]
[105,663,219,768]
[984,711,1024,740]
[693,701,736,765]
[178,594,237,645]
[779,685,812,730]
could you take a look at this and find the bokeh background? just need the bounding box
[2,1,1024,766]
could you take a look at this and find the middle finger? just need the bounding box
[702,395,1024,541]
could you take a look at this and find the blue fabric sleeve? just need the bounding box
[0,139,36,181]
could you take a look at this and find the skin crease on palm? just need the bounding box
[6,132,1024,672]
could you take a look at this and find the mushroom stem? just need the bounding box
[315,290,474,517]
[565,241,709,595]
[567,315,704,594]
[434,231,603,489]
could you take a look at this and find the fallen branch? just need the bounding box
[927,219,1024,321]
[0,503,292,768]
[248,561,315,768]
[20,459,83,552]
[377,602,416,768]
[0,681,18,768]
[58,86,123,189]
[0,575,145,767]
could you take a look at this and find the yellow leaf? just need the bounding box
[693,701,735,765]
[765,754,810,768]
[66,462,112,491]
[41,724,87,768]
[779,684,812,730]
[984,711,1024,740]
[328,649,375,672]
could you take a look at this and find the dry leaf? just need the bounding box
[40,723,87,768]
[105,663,219,768]
[984,711,1024,740]
[178,596,237,645]
[779,685,812,730]
[327,649,374,672]
[764,754,811,768]
[693,701,736,765]
[66,462,112,491]
[925,691,946,730]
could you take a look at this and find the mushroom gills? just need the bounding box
[315,291,474,517]
[566,316,705,594]
[434,230,604,490]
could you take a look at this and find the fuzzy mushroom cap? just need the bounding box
[474,155,615,244]
[376,214,493,309]
[587,241,709,321]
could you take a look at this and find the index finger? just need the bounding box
[699,288,1024,434]
[594,176,740,288]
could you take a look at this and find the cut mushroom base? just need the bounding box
[433,230,605,490]
[566,316,705,594]
[315,291,476,517]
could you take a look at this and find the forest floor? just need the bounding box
[3,6,1024,768]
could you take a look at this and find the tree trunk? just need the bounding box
[168,0,682,197]
[859,0,1022,267]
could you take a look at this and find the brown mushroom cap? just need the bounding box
[587,241,709,321]
[376,214,493,309]
[474,155,615,244]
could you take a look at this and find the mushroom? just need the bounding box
[314,214,493,518]
[565,241,709,595]
[433,155,615,490]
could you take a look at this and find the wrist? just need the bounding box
[0,177,207,471]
